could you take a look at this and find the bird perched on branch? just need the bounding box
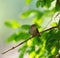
[2,24,58,54]
[29,24,40,36]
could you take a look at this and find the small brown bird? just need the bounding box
[29,24,40,36]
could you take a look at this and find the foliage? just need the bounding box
[4,0,60,58]
[4,20,20,29]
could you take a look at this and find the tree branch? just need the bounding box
[40,26,58,33]
[1,25,58,54]
[1,36,33,54]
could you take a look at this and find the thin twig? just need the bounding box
[40,25,58,33]
[2,36,33,54]
[1,25,58,54]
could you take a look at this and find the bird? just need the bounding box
[29,24,40,36]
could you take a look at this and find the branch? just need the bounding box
[1,25,58,54]
[1,36,33,54]
[40,26,58,33]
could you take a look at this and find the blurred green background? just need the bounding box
[0,0,60,58]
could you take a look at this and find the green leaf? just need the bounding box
[36,0,40,8]
[21,25,30,30]
[36,0,54,8]
[36,48,41,54]
[19,44,27,58]
[27,46,35,53]
[4,20,20,29]
[58,20,60,26]
[14,32,30,42]
[20,10,35,18]
[51,22,57,26]
[36,0,45,8]
[27,38,33,47]
[51,46,56,55]
[6,32,30,43]
[29,51,35,58]
[33,17,43,25]
[44,29,60,56]
[20,10,40,19]
[55,0,60,11]
[18,44,27,52]
[33,36,41,46]
[19,53,24,58]
[19,49,25,58]
[26,0,32,5]
[6,33,17,43]
[57,19,60,30]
